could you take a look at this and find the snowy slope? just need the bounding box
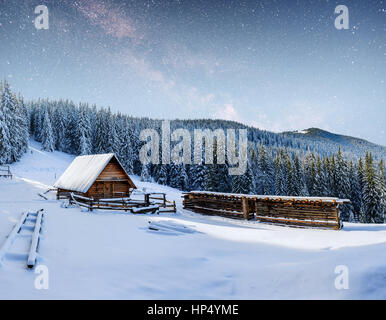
[0,140,385,299]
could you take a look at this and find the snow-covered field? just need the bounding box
[0,140,385,299]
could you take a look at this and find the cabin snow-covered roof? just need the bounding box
[54,153,133,193]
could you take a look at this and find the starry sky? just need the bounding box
[0,0,385,145]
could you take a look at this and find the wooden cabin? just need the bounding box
[54,153,136,200]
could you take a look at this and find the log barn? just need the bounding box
[54,153,136,200]
[183,191,350,230]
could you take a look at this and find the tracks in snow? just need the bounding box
[0,210,44,269]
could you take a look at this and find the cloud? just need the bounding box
[213,103,242,122]
[247,103,334,133]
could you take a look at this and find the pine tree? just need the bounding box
[292,154,308,196]
[360,153,382,223]
[285,156,294,195]
[204,138,230,192]
[274,152,286,195]
[169,163,181,189]
[314,155,327,196]
[179,164,190,191]
[93,108,106,154]
[52,103,66,151]
[105,110,119,154]
[255,144,273,195]
[305,155,317,196]
[157,164,169,185]
[140,163,151,182]
[17,95,29,155]
[120,121,134,174]
[63,103,78,154]
[378,159,385,222]
[321,156,330,196]
[189,164,206,191]
[329,156,338,197]
[0,80,28,162]
[336,148,353,221]
[348,161,361,221]
[304,151,315,195]
[232,163,253,194]
[41,108,55,152]
[77,105,91,155]
[0,107,11,164]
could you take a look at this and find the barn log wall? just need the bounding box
[183,193,255,220]
[183,192,344,229]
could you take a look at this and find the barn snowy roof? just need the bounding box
[188,191,350,204]
[54,153,132,193]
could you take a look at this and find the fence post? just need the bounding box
[242,197,249,220]
[145,194,150,206]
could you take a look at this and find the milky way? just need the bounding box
[0,0,385,144]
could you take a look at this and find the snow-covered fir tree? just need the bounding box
[274,151,287,195]
[254,144,274,195]
[204,138,230,192]
[360,153,382,223]
[156,164,169,186]
[379,160,386,221]
[189,164,206,191]
[41,108,55,152]
[231,163,253,194]
[348,161,362,222]
[0,80,29,162]
[76,105,92,155]
[336,148,354,221]
[0,107,11,164]
[314,155,327,197]
[140,163,152,182]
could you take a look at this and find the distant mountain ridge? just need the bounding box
[281,127,385,160]
[165,119,385,161]
[283,128,381,146]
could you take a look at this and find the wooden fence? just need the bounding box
[147,193,177,213]
[68,192,176,214]
[0,166,12,179]
[183,191,349,230]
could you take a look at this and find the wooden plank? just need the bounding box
[27,210,44,269]
[242,197,249,220]
[0,212,29,266]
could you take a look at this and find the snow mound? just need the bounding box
[147,220,199,235]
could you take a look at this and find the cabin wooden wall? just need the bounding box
[97,159,129,181]
[87,158,134,199]
[86,181,132,199]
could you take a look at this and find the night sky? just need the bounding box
[0,0,385,144]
